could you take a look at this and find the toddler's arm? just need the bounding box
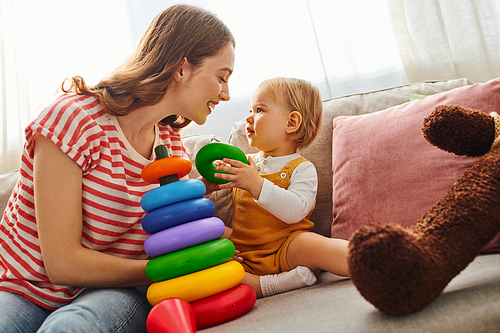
[256,161,317,223]
[215,158,317,223]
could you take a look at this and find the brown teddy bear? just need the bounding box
[347,104,500,316]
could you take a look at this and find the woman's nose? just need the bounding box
[220,85,230,101]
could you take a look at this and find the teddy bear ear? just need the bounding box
[421,105,496,157]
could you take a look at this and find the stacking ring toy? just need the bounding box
[142,198,215,234]
[146,238,235,282]
[195,142,248,184]
[141,179,206,212]
[142,156,192,184]
[144,217,226,258]
[147,298,196,333]
[192,283,256,330]
[147,260,245,305]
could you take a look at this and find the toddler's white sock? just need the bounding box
[260,266,317,297]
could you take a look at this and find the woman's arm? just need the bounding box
[34,134,151,287]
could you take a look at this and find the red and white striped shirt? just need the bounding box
[0,93,187,310]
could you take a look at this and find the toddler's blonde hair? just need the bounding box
[258,77,322,149]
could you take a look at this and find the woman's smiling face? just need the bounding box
[176,43,235,125]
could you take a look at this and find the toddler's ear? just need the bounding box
[286,111,302,134]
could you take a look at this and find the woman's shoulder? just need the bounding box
[33,93,107,125]
[28,93,110,145]
[25,93,110,168]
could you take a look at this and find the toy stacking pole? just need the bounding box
[141,144,255,332]
[154,146,178,185]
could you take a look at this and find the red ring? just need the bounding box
[142,156,192,184]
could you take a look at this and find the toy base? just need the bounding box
[147,298,196,333]
[192,283,256,329]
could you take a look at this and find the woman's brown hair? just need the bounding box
[62,4,235,128]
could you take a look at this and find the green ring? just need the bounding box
[195,142,248,184]
[145,238,235,282]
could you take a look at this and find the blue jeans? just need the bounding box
[0,287,152,333]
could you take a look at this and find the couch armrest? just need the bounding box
[0,170,19,214]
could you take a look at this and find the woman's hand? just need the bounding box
[214,156,264,200]
[197,175,221,195]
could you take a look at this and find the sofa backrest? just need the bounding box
[1,79,472,237]
[227,78,472,237]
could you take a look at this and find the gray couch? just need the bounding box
[182,78,500,332]
[1,78,499,332]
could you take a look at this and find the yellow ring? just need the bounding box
[147,261,244,305]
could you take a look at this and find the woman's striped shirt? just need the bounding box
[0,93,187,310]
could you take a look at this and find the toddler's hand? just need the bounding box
[233,250,244,263]
[214,157,264,199]
[213,160,231,168]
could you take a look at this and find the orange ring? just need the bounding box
[142,156,192,184]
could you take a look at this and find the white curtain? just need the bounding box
[126,0,408,141]
[388,0,500,83]
[0,0,29,174]
[1,0,499,174]
[0,0,133,174]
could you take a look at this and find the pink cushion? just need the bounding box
[331,77,500,253]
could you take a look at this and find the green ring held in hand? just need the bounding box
[195,142,248,184]
[145,238,235,282]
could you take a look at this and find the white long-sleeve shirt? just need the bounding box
[252,152,317,224]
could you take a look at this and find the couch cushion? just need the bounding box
[0,169,19,215]
[229,78,472,237]
[331,77,500,252]
[201,253,500,332]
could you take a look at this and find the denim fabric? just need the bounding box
[0,291,51,333]
[0,287,151,333]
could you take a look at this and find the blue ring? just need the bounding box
[142,197,215,234]
[141,179,206,212]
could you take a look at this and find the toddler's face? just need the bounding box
[246,89,292,156]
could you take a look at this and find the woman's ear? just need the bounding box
[286,111,302,134]
[173,58,192,83]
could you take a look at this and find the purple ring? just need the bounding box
[144,217,226,257]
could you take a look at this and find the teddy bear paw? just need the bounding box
[348,223,447,316]
[422,105,496,157]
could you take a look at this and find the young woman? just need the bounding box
[0,5,235,332]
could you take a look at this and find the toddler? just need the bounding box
[206,77,349,297]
